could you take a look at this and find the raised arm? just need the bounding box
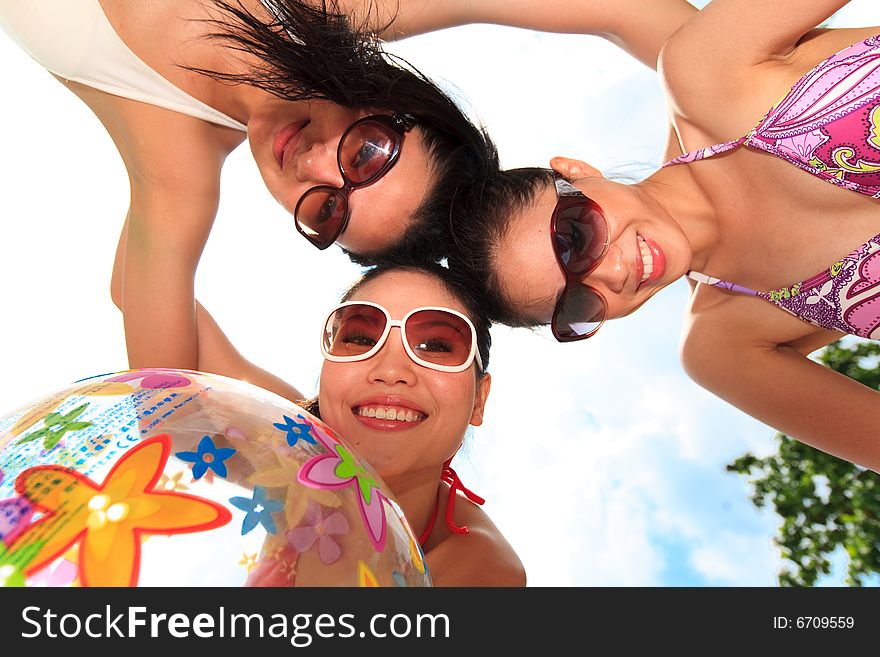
[112,216,304,402]
[109,114,304,404]
[682,302,880,472]
[339,0,698,69]
[193,301,305,402]
[111,231,303,401]
[669,0,853,66]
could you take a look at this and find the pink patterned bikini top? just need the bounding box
[664,36,880,340]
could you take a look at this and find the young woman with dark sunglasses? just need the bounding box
[191,258,524,586]
[0,0,496,397]
[395,1,880,471]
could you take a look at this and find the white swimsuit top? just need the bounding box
[0,0,247,132]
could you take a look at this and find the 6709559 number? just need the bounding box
[773,616,854,629]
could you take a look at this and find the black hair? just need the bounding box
[297,257,492,417]
[446,167,554,327]
[195,1,499,260]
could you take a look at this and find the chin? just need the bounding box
[616,294,655,319]
[360,452,396,480]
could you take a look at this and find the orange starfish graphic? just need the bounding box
[9,434,231,586]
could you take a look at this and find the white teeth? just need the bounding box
[355,405,425,422]
[637,234,654,283]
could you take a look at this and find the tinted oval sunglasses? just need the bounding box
[550,172,610,341]
[294,113,416,250]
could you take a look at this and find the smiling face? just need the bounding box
[247,101,435,255]
[317,270,490,482]
[493,159,693,329]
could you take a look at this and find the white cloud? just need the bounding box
[691,533,779,585]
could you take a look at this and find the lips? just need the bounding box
[272,120,309,169]
[636,233,666,290]
[351,395,428,432]
[645,236,666,283]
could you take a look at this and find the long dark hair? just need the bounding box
[195,1,499,260]
[446,167,553,326]
[298,258,492,418]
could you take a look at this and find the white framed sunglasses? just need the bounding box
[320,301,483,373]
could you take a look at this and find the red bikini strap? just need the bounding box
[418,457,486,547]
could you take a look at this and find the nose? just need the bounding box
[368,327,416,385]
[583,242,627,294]
[295,140,343,186]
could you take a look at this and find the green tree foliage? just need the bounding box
[727,340,880,586]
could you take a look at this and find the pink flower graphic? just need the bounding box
[297,421,389,551]
[105,369,193,390]
[287,502,350,565]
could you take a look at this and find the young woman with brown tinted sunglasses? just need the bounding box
[0,0,496,397]
[378,1,880,472]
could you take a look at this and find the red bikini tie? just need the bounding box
[418,457,486,547]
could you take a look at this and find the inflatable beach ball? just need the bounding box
[0,369,430,587]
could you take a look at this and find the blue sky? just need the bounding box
[1,1,878,586]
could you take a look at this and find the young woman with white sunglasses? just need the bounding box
[201,259,525,586]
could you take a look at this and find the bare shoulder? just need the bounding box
[425,500,525,588]
[659,24,792,137]
[661,25,880,139]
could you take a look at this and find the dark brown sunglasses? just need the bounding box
[294,113,416,249]
[550,172,610,341]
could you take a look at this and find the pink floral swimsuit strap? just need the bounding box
[668,35,880,340]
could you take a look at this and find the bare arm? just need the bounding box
[122,185,211,371]
[112,213,304,403]
[339,0,698,69]
[682,304,880,472]
[670,0,853,66]
[190,300,305,402]
[99,106,233,373]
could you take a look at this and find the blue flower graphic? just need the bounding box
[175,435,236,480]
[273,414,317,447]
[229,487,283,535]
